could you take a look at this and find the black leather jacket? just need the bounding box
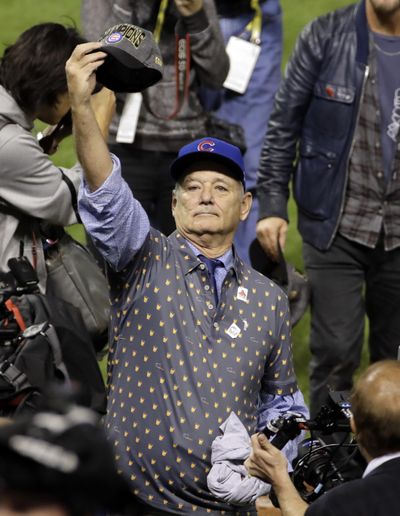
[257,0,370,250]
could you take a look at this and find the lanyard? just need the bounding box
[245,0,262,44]
[153,0,169,44]
[143,0,191,120]
[143,33,191,120]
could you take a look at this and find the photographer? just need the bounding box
[245,360,400,516]
[0,23,114,292]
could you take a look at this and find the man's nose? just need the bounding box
[199,184,213,203]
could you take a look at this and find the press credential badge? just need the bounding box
[116,92,143,143]
[223,36,261,94]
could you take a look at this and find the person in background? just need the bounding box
[245,360,400,516]
[0,23,83,291]
[81,0,229,236]
[256,0,400,417]
[65,39,308,514]
[0,23,114,293]
[202,0,283,264]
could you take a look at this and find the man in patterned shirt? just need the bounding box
[66,41,307,515]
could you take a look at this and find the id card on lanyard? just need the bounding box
[223,0,262,95]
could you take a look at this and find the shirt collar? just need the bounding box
[169,231,246,283]
[185,240,233,270]
[362,451,400,478]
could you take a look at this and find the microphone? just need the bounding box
[262,412,307,450]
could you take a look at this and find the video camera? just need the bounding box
[262,391,366,505]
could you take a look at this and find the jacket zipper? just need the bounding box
[327,64,370,248]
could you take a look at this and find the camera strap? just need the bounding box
[142,33,191,121]
[139,0,191,121]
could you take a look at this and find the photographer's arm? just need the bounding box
[66,42,114,191]
[245,433,309,516]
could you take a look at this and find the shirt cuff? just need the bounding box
[81,153,122,199]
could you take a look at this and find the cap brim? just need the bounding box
[170,152,244,185]
[100,45,143,69]
[96,52,162,93]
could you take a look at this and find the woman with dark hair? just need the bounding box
[0,23,114,291]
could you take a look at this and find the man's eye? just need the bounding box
[215,185,228,192]
[187,185,199,191]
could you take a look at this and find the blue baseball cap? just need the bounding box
[170,137,245,187]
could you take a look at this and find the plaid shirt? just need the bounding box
[339,45,400,251]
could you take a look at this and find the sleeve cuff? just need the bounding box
[81,153,122,198]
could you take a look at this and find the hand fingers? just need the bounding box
[278,227,288,254]
[71,41,105,59]
[257,432,270,449]
[256,218,288,261]
[67,42,107,74]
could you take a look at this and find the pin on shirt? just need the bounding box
[237,286,249,302]
[226,322,241,339]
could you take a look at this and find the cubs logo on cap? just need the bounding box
[170,137,245,186]
[197,139,216,152]
[96,23,163,93]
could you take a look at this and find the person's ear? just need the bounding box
[171,187,178,215]
[240,191,253,222]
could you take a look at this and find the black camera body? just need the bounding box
[263,391,366,505]
[0,257,39,342]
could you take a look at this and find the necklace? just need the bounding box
[374,42,400,56]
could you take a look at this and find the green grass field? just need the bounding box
[1,0,368,399]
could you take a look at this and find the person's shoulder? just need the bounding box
[304,474,382,516]
[302,3,358,40]
[0,121,41,173]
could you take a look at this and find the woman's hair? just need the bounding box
[0,23,85,115]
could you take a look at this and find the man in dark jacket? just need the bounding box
[256,0,400,416]
[245,360,400,516]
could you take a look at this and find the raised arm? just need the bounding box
[66,41,115,191]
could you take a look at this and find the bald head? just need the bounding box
[351,360,400,458]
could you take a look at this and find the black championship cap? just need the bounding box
[96,23,163,93]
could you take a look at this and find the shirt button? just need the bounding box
[375,141,380,148]
[200,264,206,270]
[208,304,214,310]
[377,171,383,178]
[213,322,219,329]
[204,285,210,291]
